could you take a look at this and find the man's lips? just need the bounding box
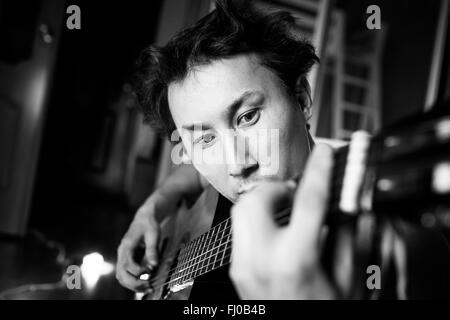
[236,174,302,196]
[237,182,260,195]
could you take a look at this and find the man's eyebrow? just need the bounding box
[181,90,261,131]
[222,90,259,122]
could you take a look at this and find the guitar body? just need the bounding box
[143,185,219,300]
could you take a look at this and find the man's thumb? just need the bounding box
[143,231,159,269]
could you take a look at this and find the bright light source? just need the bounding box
[433,162,450,194]
[81,252,114,289]
[139,273,150,281]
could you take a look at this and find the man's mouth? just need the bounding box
[236,177,280,196]
[237,183,260,195]
[236,174,302,196]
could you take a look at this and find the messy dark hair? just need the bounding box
[134,0,319,140]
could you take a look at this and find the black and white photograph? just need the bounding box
[1,0,450,307]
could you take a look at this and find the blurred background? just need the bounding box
[0,0,449,299]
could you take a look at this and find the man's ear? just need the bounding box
[295,76,313,124]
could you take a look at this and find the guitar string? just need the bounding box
[168,220,231,269]
[147,211,292,288]
[153,223,305,291]
[149,203,354,291]
[151,234,234,290]
[151,207,356,291]
[151,204,358,290]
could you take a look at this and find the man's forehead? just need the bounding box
[167,55,275,122]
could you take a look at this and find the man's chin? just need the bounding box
[227,194,238,204]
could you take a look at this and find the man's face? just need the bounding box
[168,54,311,202]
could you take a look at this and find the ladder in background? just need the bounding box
[304,2,386,141]
[331,26,386,140]
[255,0,332,108]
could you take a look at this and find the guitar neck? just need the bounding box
[166,215,233,287]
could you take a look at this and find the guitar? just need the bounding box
[140,102,450,300]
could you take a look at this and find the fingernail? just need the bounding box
[286,179,297,190]
[139,273,150,281]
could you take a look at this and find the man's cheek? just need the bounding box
[200,168,234,196]
[195,166,221,187]
[257,129,280,176]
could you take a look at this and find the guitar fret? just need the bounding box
[205,227,215,274]
[176,244,187,285]
[171,218,235,286]
[201,232,209,273]
[197,232,206,277]
[219,223,228,268]
[193,233,205,278]
[172,246,184,286]
[226,221,232,265]
[186,237,198,281]
[173,249,182,285]
[211,222,222,271]
[212,227,219,269]
[201,232,209,277]
[221,219,231,267]
[190,236,199,279]
[178,241,188,284]
[192,235,201,279]
[198,234,206,277]
[200,232,208,275]
[178,245,189,284]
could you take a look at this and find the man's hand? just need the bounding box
[230,144,341,299]
[116,164,207,292]
[116,204,160,293]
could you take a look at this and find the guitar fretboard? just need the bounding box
[168,216,233,287]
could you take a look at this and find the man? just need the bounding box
[116,0,450,299]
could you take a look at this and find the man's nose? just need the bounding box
[224,133,259,178]
[228,160,259,178]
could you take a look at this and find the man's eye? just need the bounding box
[237,109,260,127]
[194,133,216,147]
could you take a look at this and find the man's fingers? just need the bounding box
[115,267,152,292]
[117,241,153,292]
[332,224,355,297]
[230,181,294,279]
[289,144,334,250]
[117,240,149,278]
[232,181,295,237]
[143,230,160,269]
